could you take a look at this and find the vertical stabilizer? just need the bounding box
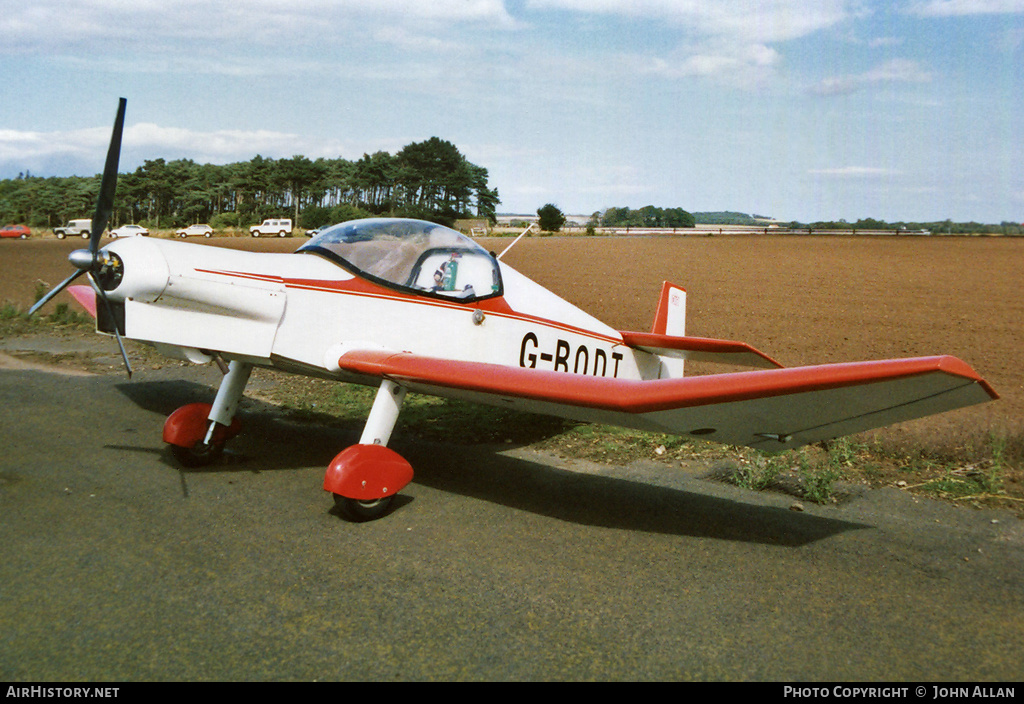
[650,282,686,337]
[650,282,687,378]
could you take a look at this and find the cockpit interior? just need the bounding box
[298,218,502,301]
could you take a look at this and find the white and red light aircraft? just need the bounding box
[31,100,998,521]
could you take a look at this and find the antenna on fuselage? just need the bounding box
[496,223,537,260]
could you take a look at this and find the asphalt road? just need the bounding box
[1,365,1023,681]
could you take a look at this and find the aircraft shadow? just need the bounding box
[399,439,868,546]
[115,379,867,545]
[114,379,361,471]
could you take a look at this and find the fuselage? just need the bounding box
[100,223,666,388]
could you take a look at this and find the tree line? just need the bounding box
[595,205,696,229]
[786,217,1023,236]
[0,136,500,230]
[529,204,696,233]
[584,208,1020,235]
[592,210,1022,235]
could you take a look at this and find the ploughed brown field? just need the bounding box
[2,233,1020,453]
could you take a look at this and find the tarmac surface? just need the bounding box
[2,360,1023,681]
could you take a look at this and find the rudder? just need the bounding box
[651,282,686,337]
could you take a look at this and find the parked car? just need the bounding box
[250,218,293,237]
[54,219,92,239]
[1,224,31,239]
[176,224,214,238]
[110,224,149,238]
[305,228,321,238]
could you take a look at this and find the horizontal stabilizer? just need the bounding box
[619,331,782,369]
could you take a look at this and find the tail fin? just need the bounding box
[650,282,687,378]
[651,282,686,337]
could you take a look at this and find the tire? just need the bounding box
[278,231,287,237]
[170,440,224,468]
[56,233,66,239]
[81,232,89,239]
[333,494,393,522]
[204,232,211,238]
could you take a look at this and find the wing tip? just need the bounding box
[933,355,999,400]
[66,285,98,318]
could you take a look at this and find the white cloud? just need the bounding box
[127,122,412,163]
[0,0,519,52]
[372,26,462,53]
[868,36,905,47]
[809,58,934,95]
[908,0,1024,17]
[0,127,109,163]
[640,41,781,86]
[807,166,901,177]
[996,26,1024,51]
[0,122,405,177]
[127,123,305,160]
[863,58,934,82]
[526,0,854,43]
[525,0,853,88]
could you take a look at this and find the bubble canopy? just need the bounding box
[297,218,502,301]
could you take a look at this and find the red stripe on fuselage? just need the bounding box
[197,268,625,347]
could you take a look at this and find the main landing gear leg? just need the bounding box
[324,379,414,522]
[164,360,252,467]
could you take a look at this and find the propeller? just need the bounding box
[29,98,133,378]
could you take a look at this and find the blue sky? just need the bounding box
[1,0,1021,222]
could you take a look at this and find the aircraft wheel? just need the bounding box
[170,440,224,468]
[334,493,393,522]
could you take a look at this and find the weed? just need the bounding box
[825,436,865,469]
[46,302,90,327]
[0,292,89,332]
[277,382,572,445]
[1,301,23,320]
[798,459,843,504]
[732,453,786,491]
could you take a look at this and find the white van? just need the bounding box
[54,219,92,239]
[249,218,293,237]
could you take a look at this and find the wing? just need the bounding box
[337,350,997,451]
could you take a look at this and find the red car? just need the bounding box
[0,225,31,239]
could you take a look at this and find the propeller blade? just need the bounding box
[27,269,86,317]
[87,273,133,379]
[27,99,132,380]
[90,98,127,255]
